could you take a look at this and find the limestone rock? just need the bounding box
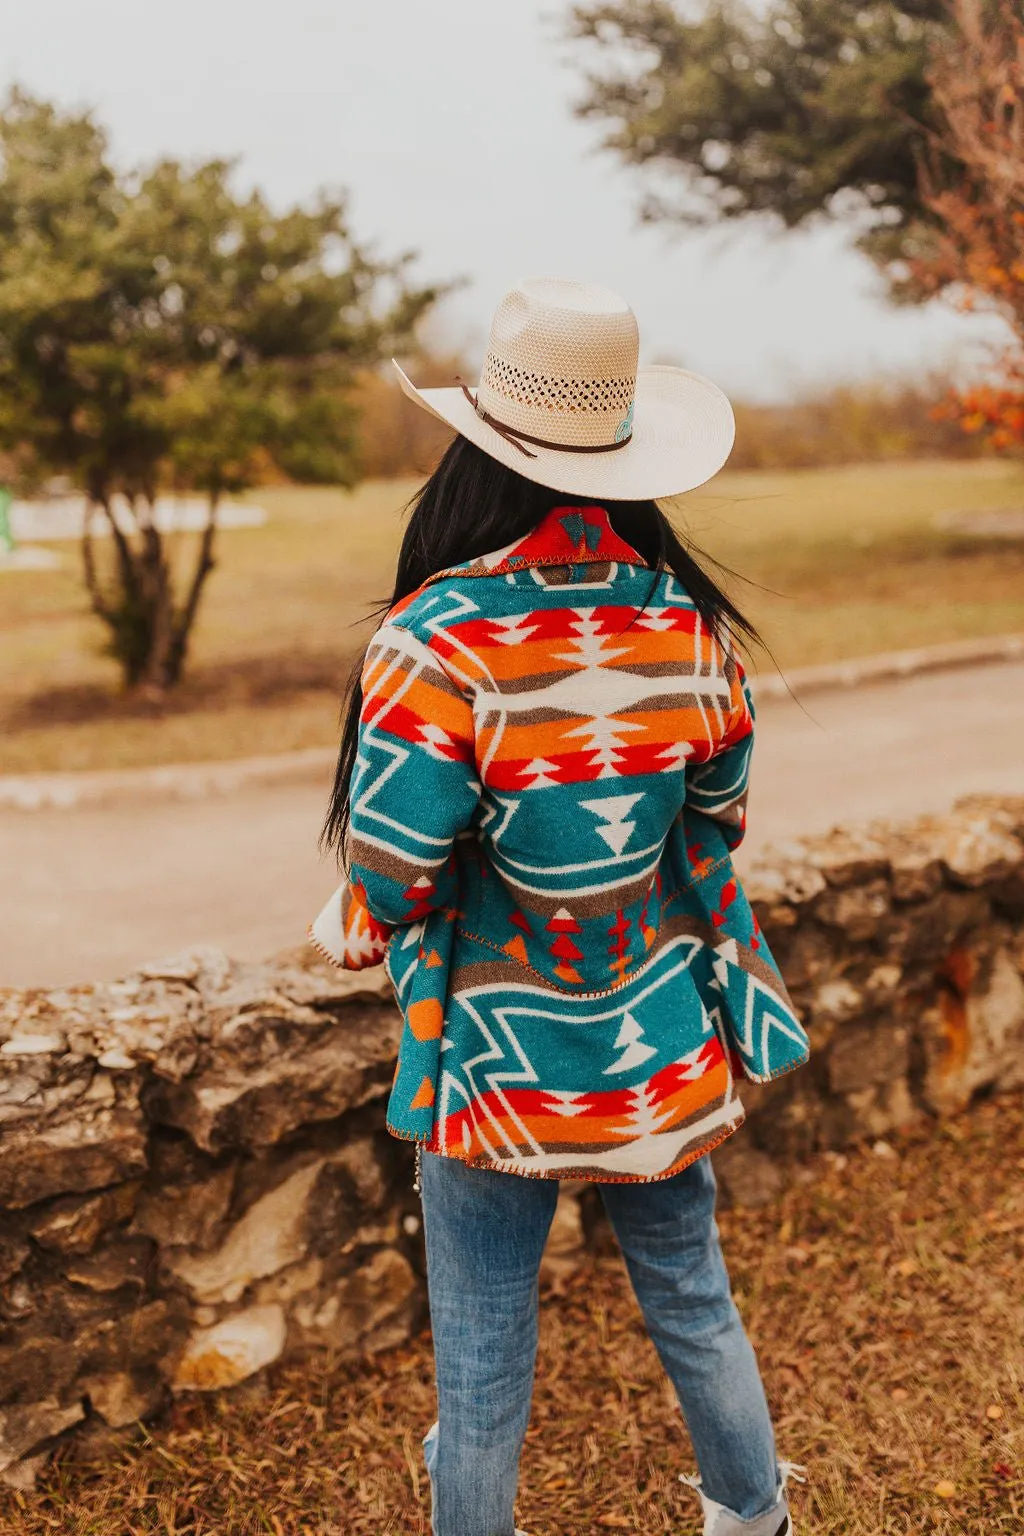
[291,1248,418,1358]
[327,1137,391,1211]
[340,1219,402,1257]
[0,1451,47,1490]
[0,971,202,1083]
[975,951,1024,1061]
[29,1183,139,1256]
[0,1034,66,1058]
[165,1161,323,1304]
[939,814,1022,888]
[132,1164,234,1250]
[149,998,402,1153]
[805,827,890,889]
[866,964,902,996]
[305,1142,398,1257]
[0,1072,147,1209]
[814,880,891,942]
[844,1077,919,1139]
[888,890,990,967]
[925,947,1024,1113]
[0,1296,186,1408]
[0,1234,28,1285]
[252,1257,325,1308]
[172,1304,287,1392]
[0,1050,95,1130]
[745,847,827,907]
[0,1397,85,1474]
[81,1370,163,1429]
[0,1335,79,1405]
[761,925,827,991]
[62,1237,154,1294]
[890,850,944,903]
[811,979,863,1025]
[828,1023,910,1096]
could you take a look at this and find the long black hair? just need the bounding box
[321,435,761,862]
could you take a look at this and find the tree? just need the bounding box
[567,0,1024,451]
[0,90,438,690]
[904,1,1024,452]
[566,0,949,267]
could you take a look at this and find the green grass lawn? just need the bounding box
[3,460,1024,775]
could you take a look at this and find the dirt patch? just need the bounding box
[1,650,352,733]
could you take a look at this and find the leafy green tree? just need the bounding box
[0,89,438,690]
[566,1,949,267]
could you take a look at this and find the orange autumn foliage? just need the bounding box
[934,374,1024,452]
[910,0,1024,455]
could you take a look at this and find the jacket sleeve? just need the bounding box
[685,650,754,853]
[311,619,481,969]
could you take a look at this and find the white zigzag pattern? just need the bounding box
[711,940,809,1075]
[445,936,736,1163]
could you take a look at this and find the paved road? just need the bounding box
[3,660,1022,990]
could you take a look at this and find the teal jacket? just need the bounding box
[312,504,809,1181]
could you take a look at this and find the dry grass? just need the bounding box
[2,1091,1021,1536]
[3,460,1024,774]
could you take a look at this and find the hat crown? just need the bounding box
[478,279,639,450]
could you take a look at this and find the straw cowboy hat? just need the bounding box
[394,276,735,501]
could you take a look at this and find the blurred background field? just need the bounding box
[3,0,1024,785]
[3,457,1023,776]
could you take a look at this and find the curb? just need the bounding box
[0,746,337,813]
[2,633,1022,813]
[749,632,1024,703]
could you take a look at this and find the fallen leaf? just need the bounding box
[894,1258,918,1278]
[934,1480,957,1500]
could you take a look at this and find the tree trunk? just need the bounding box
[81,496,149,687]
[134,497,175,694]
[161,491,220,688]
[80,502,115,626]
[79,492,220,692]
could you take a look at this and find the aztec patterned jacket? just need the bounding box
[311,503,809,1182]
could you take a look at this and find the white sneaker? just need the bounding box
[679,1462,806,1536]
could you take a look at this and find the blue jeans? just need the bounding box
[421,1150,789,1536]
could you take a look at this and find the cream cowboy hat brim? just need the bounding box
[394,360,735,503]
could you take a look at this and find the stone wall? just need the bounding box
[1,795,1022,1484]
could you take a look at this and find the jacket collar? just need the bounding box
[426,504,650,584]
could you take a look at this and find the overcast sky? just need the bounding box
[2,0,1009,401]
